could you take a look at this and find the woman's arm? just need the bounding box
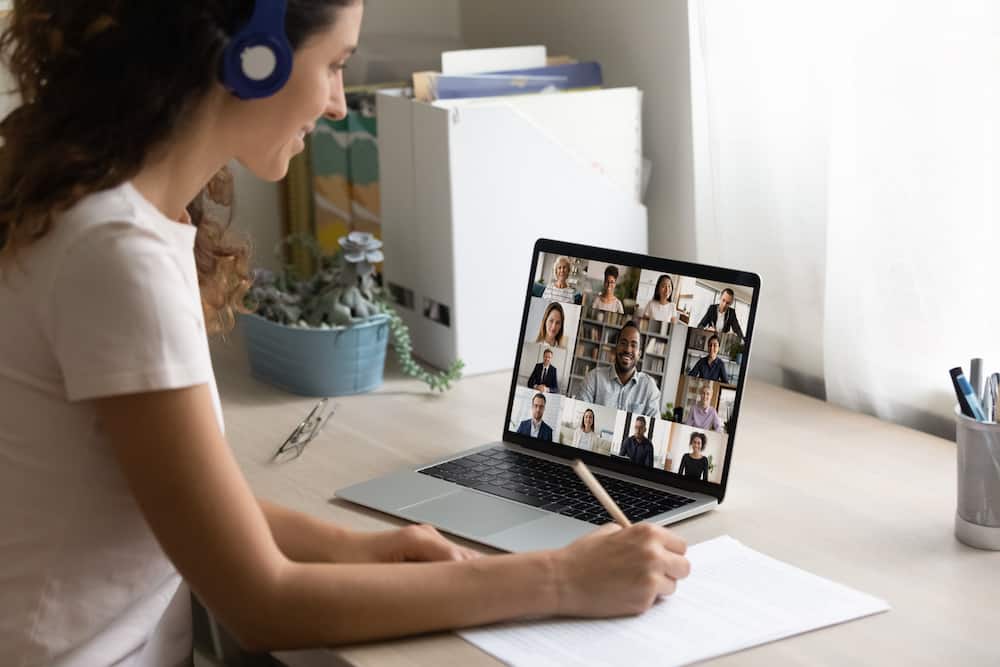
[95,385,689,650]
[258,498,478,564]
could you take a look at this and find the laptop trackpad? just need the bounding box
[397,490,548,539]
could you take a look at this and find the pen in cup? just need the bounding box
[951,367,988,422]
[995,375,1000,423]
[988,373,1000,423]
[970,358,984,404]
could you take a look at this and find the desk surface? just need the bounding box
[210,336,999,667]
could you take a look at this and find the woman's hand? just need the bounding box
[348,524,482,563]
[551,523,690,617]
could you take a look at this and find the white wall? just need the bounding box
[458,0,697,262]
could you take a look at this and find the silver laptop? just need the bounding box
[337,239,761,552]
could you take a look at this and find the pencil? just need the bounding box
[995,384,999,424]
[572,459,632,527]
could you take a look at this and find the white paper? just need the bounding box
[441,46,547,75]
[460,536,890,667]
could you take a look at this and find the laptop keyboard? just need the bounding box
[418,447,697,525]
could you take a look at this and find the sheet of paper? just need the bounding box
[459,535,890,667]
[441,46,547,75]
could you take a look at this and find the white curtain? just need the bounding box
[690,0,1000,437]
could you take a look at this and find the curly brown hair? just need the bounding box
[0,1,353,334]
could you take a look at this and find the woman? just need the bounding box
[594,264,624,313]
[683,382,724,432]
[678,432,710,481]
[641,274,677,323]
[541,255,575,303]
[535,301,567,348]
[573,408,598,452]
[0,2,689,663]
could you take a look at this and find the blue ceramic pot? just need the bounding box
[239,312,391,396]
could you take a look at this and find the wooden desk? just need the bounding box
[210,337,999,667]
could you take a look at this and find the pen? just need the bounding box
[970,358,984,404]
[572,459,632,527]
[950,367,974,418]
[983,373,998,423]
[992,373,1000,423]
[951,367,987,422]
[993,375,1000,421]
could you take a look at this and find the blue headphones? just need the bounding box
[220,0,293,99]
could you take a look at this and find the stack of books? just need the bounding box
[410,46,603,102]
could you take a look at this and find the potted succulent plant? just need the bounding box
[239,232,463,396]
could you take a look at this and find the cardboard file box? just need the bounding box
[377,87,648,375]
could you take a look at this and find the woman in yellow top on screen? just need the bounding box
[594,264,625,313]
[541,255,575,303]
[0,2,690,663]
[641,274,677,323]
[535,301,567,348]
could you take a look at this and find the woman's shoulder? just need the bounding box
[17,183,171,278]
[54,182,191,252]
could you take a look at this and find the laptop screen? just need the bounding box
[504,240,760,499]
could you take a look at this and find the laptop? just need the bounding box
[337,238,761,552]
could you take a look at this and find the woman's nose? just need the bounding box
[324,80,348,121]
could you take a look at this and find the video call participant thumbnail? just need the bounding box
[541,255,575,303]
[684,381,724,432]
[688,334,730,384]
[534,301,567,348]
[696,287,745,340]
[577,320,661,417]
[573,408,597,452]
[593,264,624,313]
[640,274,677,324]
[516,392,553,441]
[527,348,559,393]
[619,415,653,468]
[677,432,709,481]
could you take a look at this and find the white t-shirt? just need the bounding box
[594,296,624,314]
[541,284,575,303]
[573,429,596,452]
[0,182,224,667]
[642,300,676,323]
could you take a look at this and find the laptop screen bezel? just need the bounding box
[502,238,762,503]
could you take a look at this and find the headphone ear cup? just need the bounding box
[219,1,293,100]
[221,32,292,99]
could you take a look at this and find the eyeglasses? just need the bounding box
[272,398,336,463]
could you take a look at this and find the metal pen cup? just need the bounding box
[954,406,1000,550]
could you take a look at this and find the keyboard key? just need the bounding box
[471,482,546,508]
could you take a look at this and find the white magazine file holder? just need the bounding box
[377,87,648,375]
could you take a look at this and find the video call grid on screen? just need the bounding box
[504,240,760,499]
